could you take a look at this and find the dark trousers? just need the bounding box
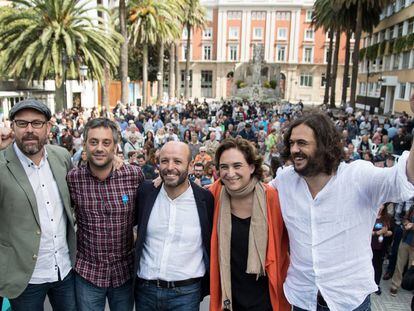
[9,270,76,311]
[372,249,386,285]
[386,225,403,275]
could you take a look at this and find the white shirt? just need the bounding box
[270,152,414,311]
[14,144,72,284]
[138,184,205,281]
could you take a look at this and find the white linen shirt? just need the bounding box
[270,151,414,311]
[14,144,71,284]
[138,184,205,281]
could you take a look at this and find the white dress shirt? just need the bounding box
[138,184,205,281]
[270,151,414,311]
[14,144,71,284]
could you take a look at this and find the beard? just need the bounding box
[292,151,325,177]
[16,133,47,156]
[161,168,188,187]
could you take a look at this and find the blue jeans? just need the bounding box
[9,270,76,311]
[292,295,371,311]
[134,278,201,311]
[75,273,133,311]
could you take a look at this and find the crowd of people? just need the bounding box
[0,94,414,311]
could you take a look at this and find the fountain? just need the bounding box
[232,44,281,102]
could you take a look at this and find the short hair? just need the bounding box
[215,137,263,180]
[83,118,120,145]
[194,162,204,169]
[282,112,343,175]
[137,154,145,161]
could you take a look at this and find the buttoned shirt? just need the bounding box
[14,143,71,284]
[270,152,414,311]
[67,164,144,287]
[138,184,205,281]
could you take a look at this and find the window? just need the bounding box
[278,28,287,40]
[399,82,406,99]
[252,11,266,20]
[201,71,213,98]
[229,27,239,40]
[276,12,291,21]
[384,56,391,70]
[300,73,313,87]
[324,47,332,63]
[398,23,404,37]
[182,43,191,61]
[303,47,313,63]
[393,54,400,70]
[205,9,213,21]
[359,82,366,95]
[321,73,326,87]
[305,10,313,22]
[180,70,192,97]
[408,19,414,35]
[402,52,410,69]
[304,29,314,41]
[410,83,414,99]
[229,44,238,61]
[253,27,263,39]
[182,28,188,39]
[203,27,212,39]
[203,45,212,60]
[228,11,242,20]
[398,0,405,11]
[276,45,286,62]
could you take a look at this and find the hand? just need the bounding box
[112,155,124,171]
[0,127,13,150]
[152,176,162,188]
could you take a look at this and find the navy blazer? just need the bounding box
[134,180,215,299]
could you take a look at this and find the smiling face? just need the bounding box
[84,127,116,170]
[159,142,190,188]
[12,109,51,159]
[218,148,254,191]
[289,124,322,177]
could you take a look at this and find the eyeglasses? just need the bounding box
[14,120,47,129]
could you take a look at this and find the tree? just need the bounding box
[333,0,393,108]
[330,27,341,108]
[0,0,122,112]
[129,0,179,107]
[119,0,129,105]
[182,0,206,99]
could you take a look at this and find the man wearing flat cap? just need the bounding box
[0,99,76,310]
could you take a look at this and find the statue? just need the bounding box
[252,44,264,85]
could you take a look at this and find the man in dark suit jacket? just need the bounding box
[134,141,214,310]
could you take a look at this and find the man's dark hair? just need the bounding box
[215,137,263,180]
[83,118,120,145]
[137,154,145,161]
[194,162,204,169]
[282,112,343,175]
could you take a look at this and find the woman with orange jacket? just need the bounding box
[209,137,290,311]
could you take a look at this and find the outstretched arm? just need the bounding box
[407,94,414,183]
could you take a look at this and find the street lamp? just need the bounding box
[80,65,88,80]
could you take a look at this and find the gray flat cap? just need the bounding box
[9,99,52,121]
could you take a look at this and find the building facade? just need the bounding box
[358,0,414,114]
[175,0,352,105]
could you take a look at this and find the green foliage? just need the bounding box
[378,41,387,57]
[359,47,366,59]
[366,43,379,61]
[385,39,394,55]
[0,0,122,86]
[269,80,277,89]
[236,80,246,89]
[394,36,407,53]
[407,33,414,49]
[263,80,271,88]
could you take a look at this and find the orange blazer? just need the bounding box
[209,180,290,311]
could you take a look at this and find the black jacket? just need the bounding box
[134,180,214,299]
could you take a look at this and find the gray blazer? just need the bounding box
[0,144,76,298]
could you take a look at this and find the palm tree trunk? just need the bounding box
[175,41,180,98]
[119,0,129,105]
[142,44,148,108]
[184,23,191,99]
[157,40,164,103]
[350,0,363,109]
[341,30,352,106]
[102,62,110,111]
[330,28,341,108]
[169,42,175,100]
[55,81,65,113]
[324,28,334,106]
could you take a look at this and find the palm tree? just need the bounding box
[129,0,179,107]
[333,0,393,108]
[182,0,206,99]
[329,27,341,108]
[119,0,129,106]
[0,0,122,112]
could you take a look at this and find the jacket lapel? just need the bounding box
[191,182,209,248]
[5,145,40,226]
